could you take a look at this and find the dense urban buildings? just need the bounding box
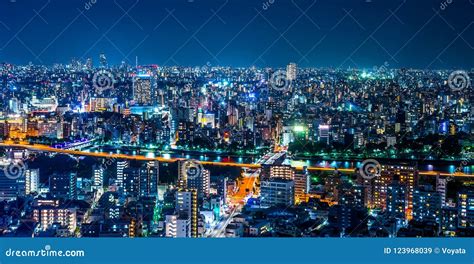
[0,58,472,238]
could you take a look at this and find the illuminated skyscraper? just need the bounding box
[318,124,330,144]
[294,167,310,204]
[92,165,104,190]
[387,181,407,220]
[260,178,294,207]
[139,161,159,197]
[25,168,40,195]
[286,62,297,81]
[436,174,447,207]
[457,190,474,229]
[178,161,209,199]
[413,185,442,224]
[133,74,154,106]
[375,165,418,219]
[175,189,198,237]
[116,160,129,189]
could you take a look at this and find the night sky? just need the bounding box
[0,0,473,69]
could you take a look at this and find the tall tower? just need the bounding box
[133,74,154,106]
[286,62,297,81]
[176,189,198,237]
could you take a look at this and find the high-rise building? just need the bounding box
[165,214,190,238]
[139,161,159,197]
[318,124,330,144]
[436,174,447,207]
[441,207,458,235]
[457,190,474,229]
[0,164,19,201]
[123,167,140,196]
[260,178,294,207]
[50,172,77,200]
[92,165,104,190]
[335,183,365,231]
[325,170,342,201]
[375,165,418,219]
[294,167,310,204]
[178,161,209,199]
[133,74,154,106]
[413,185,442,224]
[386,181,407,220]
[175,189,198,237]
[217,177,228,204]
[25,168,40,194]
[286,63,297,81]
[116,160,128,189]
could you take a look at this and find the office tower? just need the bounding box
[260,178,294,207]
[413,185,442,224]
[386,181,407,220]
[92,165,104,190]
[139,161,159,197]
[335,183,365,231]
[294,167,310,204]
[133,73,154,106]
[397,166,418,219]
[457,190,474,229]
[50,172,77,200]
[318,124,330,144]
[373,170,392,210]
[187,168,210,199]
[286,63,297,81]
[123,167,140,196]
[217,177,228,204]
[325,171,342,201]
[116,160,128,188]
[441,207,458,235]
[436,174,447,207]
[175,189,198,237]
[25,168,40,194]
[178,161,209,199]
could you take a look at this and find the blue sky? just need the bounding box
[0,0,473,69]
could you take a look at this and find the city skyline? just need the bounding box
[0,0,473,68]
[0,0,473,241]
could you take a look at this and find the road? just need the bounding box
[1,142,474,178]
[230,170,259,204]
[208,204,242,238]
